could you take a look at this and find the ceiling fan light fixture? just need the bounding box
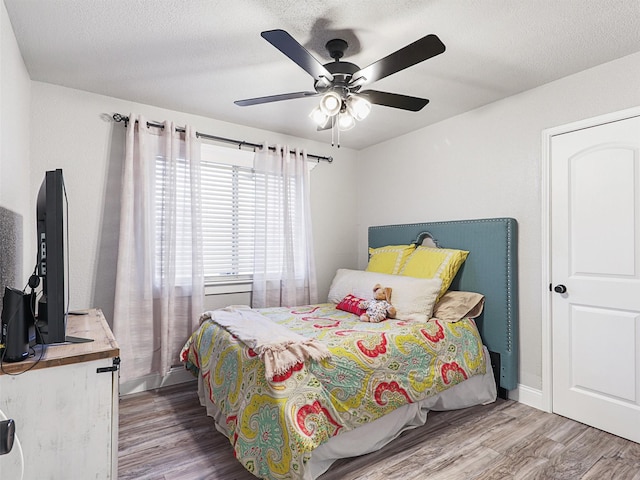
[319,91,342,116]
[337,111,356,131]
[347,95,372,121]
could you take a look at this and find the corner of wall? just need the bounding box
[1,1,32,284]
[509,383,546,412]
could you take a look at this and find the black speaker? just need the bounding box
[1,287,35,362]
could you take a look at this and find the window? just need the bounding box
[155,142,315,286]
[200,144,256,283]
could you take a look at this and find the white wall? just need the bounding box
[357,51,640,393]
[29,82,360,325]
[0,1,31,282]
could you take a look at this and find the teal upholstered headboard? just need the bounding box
[368,218,518,392]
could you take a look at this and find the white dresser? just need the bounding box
[0,309,119,479]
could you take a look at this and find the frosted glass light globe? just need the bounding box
[347,96,371,121]
[319,91,342,116]
[337,112,355,131]
[309,106,328,126]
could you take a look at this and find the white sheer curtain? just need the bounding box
[113,114,204,383]
[252,144,318,308]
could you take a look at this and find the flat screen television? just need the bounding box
[35,169,68,344]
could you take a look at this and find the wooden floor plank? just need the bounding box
[119,382,640,480]
[581,456,640,480]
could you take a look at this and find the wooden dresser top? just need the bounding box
[0,308,119,375]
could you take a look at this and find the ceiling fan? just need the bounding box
[235,29,446,132]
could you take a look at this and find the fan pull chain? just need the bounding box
[329,116,341,148]
[331,117,335,147]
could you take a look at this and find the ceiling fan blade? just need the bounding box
[359,90,429,111]
[261,29,334,82]
[235,91,319,106]
[350,34,445,87]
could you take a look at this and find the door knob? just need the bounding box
[554,284,567,294]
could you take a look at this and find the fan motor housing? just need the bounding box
[324,61,360,76]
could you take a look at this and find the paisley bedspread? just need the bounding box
[181,303,486,480]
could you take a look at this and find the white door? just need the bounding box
[551,114,640,442]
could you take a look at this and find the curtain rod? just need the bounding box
[112,113,333,163]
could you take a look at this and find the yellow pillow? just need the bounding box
[400,247,469,299]
[366,244,416,275]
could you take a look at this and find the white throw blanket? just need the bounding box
[200,306,332,380]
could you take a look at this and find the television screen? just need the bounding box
[35,169,67,344]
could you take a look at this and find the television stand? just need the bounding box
[66,335,94,343]
[0,309,119,479]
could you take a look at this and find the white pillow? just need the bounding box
[328,269,442,322]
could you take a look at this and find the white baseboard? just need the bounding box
[508,383,545,411]
[119,366,196,396]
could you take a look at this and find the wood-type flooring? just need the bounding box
[118,382,640,480]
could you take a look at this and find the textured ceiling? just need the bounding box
[4,0,640,149]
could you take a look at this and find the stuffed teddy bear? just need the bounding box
[358,284,397,323]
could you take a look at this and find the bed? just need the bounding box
[181,217,518,480]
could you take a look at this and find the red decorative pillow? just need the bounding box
[336,294,367,316]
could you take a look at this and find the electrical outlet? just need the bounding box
[0,419,15,455]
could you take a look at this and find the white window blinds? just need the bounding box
[189,144,254,282]
[155,143,312,284]
[200,160,256,280]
